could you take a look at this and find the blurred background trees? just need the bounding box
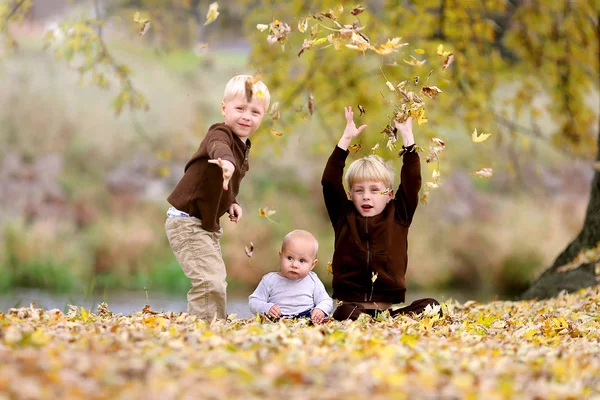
[0,0,598,301]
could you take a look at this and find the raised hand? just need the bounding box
[338,106,367,151]
[393,116,415,147]
[207,158,235,190]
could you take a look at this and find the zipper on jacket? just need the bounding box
[365,218,370,301]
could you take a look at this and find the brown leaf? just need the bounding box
[244,242,254,258]
[308,93,315,115]
[358,104,366,116]
[442,53,454,72]
[351,6,365,16]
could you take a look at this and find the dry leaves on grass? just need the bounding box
[1,288,600,398]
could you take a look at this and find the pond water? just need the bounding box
[0,288,495,319]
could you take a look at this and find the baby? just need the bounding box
[248,230,333,323]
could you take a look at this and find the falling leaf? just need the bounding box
[298,18,308,33]
[442,53,454,72]
[244,242,254,258]
[244,78,253,103]
[386,81,395,91]
[437,44,452,57]
[351,5,365,16]
[308,93,315,115]
[414,76,420,85]
[348,143,361,152]
[431,138,446,148]
[425,182,439,189]
[204,2,220,26]
[414,49,425,54]
[327,261,333,274]
[371,143,380,153]
[358,104,366,116]
[371,272,378,283]
[420,191,429,203]
[404,56,426,67]
[421,86,443,99]
[256,24,269,32]
[266,20,292,46]
[271,129,283,137]
[432,169,440,182]
[378,189,390,195]
[472,168,493,178]
[471,128,492,143]
[133,11,140,23]
[373,37,408,55]
[269,102,280,120]
[259,207,276,217]
[139,21,150,37]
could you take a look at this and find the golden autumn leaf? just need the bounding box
[420,191,429,204]
[267,20,291,46]
[404,56,426,67]
[421,86,443,99]
[425,182,439,189]
[351,5,365,16]
[298,18,308,33]
[244,242,254,258]
[371,272,378,282]
[472,168,493,178]
[437,44,452,57]
[348,143,361,152]
[269,102,280,120]
[308,93,315,115]
[327,261,333,274]
[386,81,395,91]
[414,48,425,54]
[259,207,276,217]
[139,21,150,37]
[271,129,283,137]
[442,53,454,72]
[204,2,220,26]
[471,128,492,143]
[256,24,269,32]
[371,142,379,153]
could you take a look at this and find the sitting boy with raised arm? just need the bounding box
[249,230,333,324]
[321,106,440,320]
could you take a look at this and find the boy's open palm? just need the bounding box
[208,158,235,190]
[343,106,367,140]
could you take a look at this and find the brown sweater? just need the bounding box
[167,123,250,232]
[321,145,421,303]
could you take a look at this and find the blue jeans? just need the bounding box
[281,308,312,319]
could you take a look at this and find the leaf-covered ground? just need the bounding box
[1,288,600,399]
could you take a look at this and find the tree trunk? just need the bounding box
[520,120,600,300]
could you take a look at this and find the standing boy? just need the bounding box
[165,75,270,321]
[248,230,333,324]
[322,106,440,320]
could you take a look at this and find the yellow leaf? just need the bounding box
[298,18,308,33]
[259,207,276,217]
[256,24,269,32]
[386,81,395,91]
[80,306,89,321]
[421,86,443,99]
[414,49,425,54]
[204,2,219,26]
[471,128,492,143]
[327,261,333,274]
[472,168,493,178]
[404,56,426,67]
[133,11,140,23]
[271,129,283,137]
[371,272,378,283]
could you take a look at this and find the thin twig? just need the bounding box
[5,0,26,23]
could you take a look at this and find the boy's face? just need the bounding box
[350,180,393,217]
[278,237,318,281]
[221,95,266,141]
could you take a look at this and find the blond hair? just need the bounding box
[282,230,319,258]
[345,155,394,189]
[223,75,270,111]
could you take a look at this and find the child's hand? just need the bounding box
[343,106,368,140]
[228,203,242,223]
[311,308,326,324]
[393,117,415,147]
[268,304,281,318]
[208,158,235,190]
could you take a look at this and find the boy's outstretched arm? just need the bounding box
[321,106,367,225]
[394,117,422,225]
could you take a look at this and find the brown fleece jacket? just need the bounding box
[321,145,421,303]
[167,123,250,232]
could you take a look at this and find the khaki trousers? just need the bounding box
[165,217,227,321]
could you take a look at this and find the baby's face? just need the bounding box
[350,180,393,217]
[278,238,317,281]
[221,94,266,141]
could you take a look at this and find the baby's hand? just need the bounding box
[268,304,281,318]
[342,106,367,141]
[311,308,326,324]
[208,158,235,190]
